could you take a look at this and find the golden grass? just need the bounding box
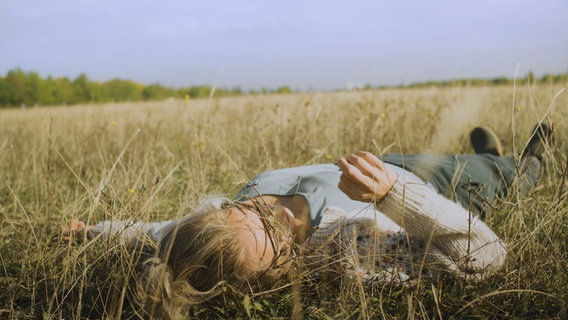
[0,84,567,319]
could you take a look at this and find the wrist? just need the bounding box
[374,178,404,207]
[375,172,398,204]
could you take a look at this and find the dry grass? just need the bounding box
[0,83,567,319]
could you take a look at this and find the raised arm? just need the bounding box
[337,151,506,279]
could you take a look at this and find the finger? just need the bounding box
[354,151,398,185]
[345,154,379,178]
[336,157,348,172]
[338,157,371,184]
[354,151,384,169]
[337,157,361,178]
[339,166,373,193]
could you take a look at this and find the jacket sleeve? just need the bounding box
[376,179,506,280]
[87,220,173,248]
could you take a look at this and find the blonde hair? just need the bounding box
[136,197,286,319]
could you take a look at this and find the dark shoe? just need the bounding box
[519,123,554,187]
[470,126,504,156]
[519,155,542,193]
[521,123,554,161]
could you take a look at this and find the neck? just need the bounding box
[254,194,312,242]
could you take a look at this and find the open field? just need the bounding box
[1,84,567,319]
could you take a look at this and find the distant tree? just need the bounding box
[0,76,7,107]
[525,70,536,84]
[274,86,292,94]
[142,83,172,100]
[4,69,27,106]
[184,86,213,98]
[25,71,42,106]
[37,76,57,105]
[540,74,554,84]
[492,77,509,85]
[540,73,567,84]
[72,73,92,103]
[54,77,75,105]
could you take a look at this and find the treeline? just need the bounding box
[1,68,567,108]
[0,69,243,108]
[402,72,567,89]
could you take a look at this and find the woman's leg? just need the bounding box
[381,123,552,219]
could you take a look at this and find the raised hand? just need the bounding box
[337,151,398,203]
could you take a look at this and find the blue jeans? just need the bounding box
[382,154,532,219]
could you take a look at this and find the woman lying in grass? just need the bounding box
[65,123,552,319]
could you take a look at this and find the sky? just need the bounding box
[1,0,567,91]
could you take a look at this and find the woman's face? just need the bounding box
[226,201,295,272]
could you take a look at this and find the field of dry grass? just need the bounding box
[0,84,567,319]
